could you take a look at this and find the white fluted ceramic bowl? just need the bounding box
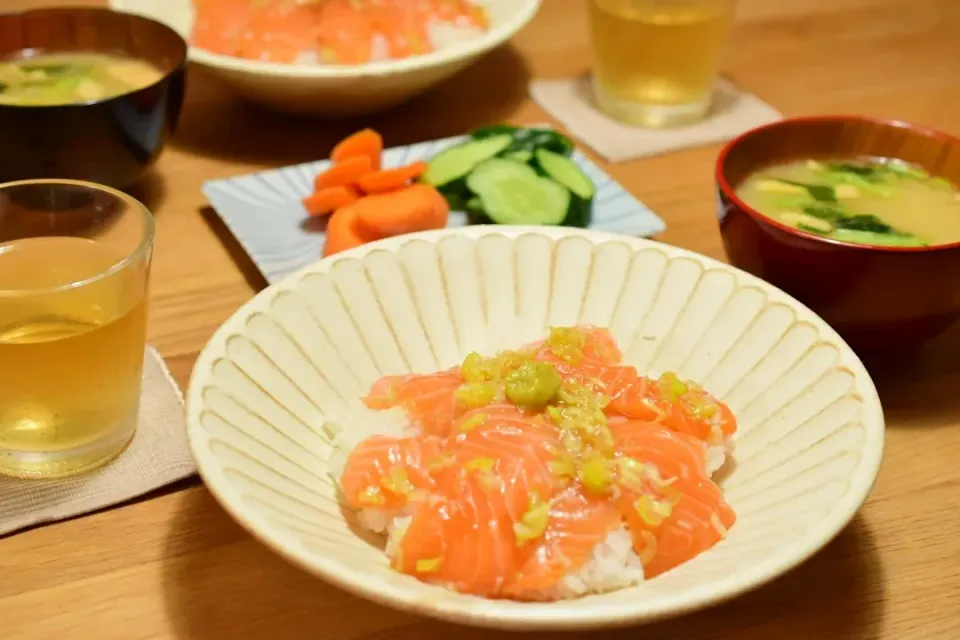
[108,0,540,117]
[186,226,884,630]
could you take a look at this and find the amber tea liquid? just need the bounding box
[590,0,735,127]
[0,236,147,478]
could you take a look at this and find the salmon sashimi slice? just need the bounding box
[506,487,625,599]
[236,3,323,64]
[367,3,433,60]
[396,468,518,597]
[426,0,489,27]
[449,405,566,520]
[338,434,444,514]
[528,325,624,368]
[605,372,738,444]
[316,0,376,64]
[191,0,258,55]
[610,421,736,578]
[619,476,736,579]
[362,370,463,437]
[527,327,737,445]
[610,419,710,479]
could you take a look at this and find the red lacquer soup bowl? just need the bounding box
[716,115,960,355]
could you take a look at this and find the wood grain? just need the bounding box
[3,0,960,638]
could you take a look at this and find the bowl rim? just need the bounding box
[0,6,188,110]
[716,114,960,254]
[185,225,886,630]
[109,0,541,79]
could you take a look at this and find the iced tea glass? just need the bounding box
[0,180,153,478]
[590,0,736,128]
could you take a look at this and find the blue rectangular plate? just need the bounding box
[203,133,666,284]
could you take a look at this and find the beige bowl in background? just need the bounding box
[186,226,884,630]
[108,0,540,117]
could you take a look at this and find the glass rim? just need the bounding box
[0,178,155,297]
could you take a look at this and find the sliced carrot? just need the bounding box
[425,184,451,229]
[331,129,384,170]
[324,206,381,257]
[303,185,361,217]
[352,184,450,237]
[356,161,428,194]
[314,155,374,191]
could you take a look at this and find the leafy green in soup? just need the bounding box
[736,158,960,247]
[0,53,164,106]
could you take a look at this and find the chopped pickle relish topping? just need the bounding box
[505,361,562,409]
[656,371,722,422]
[358,486,385,505]
[382,468,414,496]
[546,326,587,364]
[514,492,550,546]
[447,327,693,544]
[464,456,496,473]
[454,382,496,410]
[458,412,489,433]
[416,557,443,573]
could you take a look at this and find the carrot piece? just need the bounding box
[356,161,428,194]
[314,156,374,191]
[425,184,451,229]
[351,184,450,237]
[323,206,381,257]
[331,129,384,170]
[303,185,361,217]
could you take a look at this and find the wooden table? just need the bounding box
[4,0,960,637]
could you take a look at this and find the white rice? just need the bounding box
[355,507,395,534]
[369,33,391,63]
[706,439,734,476]
[426,22,486,52]
[522,527,645,601]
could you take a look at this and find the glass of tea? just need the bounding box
[0,180,153,478]
[589,0,736,128]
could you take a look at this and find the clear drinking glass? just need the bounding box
[0,180,153,478]
[590,0,736,128]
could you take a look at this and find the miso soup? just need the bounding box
[0,52,164,106]
[736,158,960,247]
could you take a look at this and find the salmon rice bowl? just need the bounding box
[191,0,491,66]
[329,326,738,602]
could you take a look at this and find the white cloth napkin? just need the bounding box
[530,74,783,162]
[0,346,195,537]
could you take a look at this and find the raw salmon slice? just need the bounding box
[605,373,738,444]
[396,467,518,597]
[610,420,736,578]
[338,434,444,512]
[362,369,463,437]
[449,404,566,520]
[316,0,376,64]
[367,3,433,59]
[506,486,623,599]
[528,325,624,369]
[191,0,257,55]
[238,4,322,64]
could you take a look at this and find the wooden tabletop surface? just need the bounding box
[4,0,960,638]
